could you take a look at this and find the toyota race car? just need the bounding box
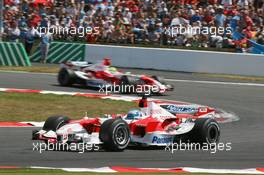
[58,58,173,95]
[32,97,221,151]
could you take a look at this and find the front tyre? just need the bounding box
[99,118,130,151]
[42,116,70,131]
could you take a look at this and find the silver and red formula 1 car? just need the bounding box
[32,97,220,151]
[57,58,173,95]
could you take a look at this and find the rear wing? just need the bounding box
[62,61,91,68]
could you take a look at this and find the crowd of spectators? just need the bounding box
[2,0,264,54]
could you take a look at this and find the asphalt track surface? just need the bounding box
[0,70,263,169]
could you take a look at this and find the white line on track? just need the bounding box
[165,79,264,87]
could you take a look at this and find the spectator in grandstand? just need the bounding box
[40,28,53,64]
[256,25,264,43]
[190,10,202,25]
[8,23,20,42]
[214,6,226,27]
[24,26,40,55]
[221,0,233,6]
[237,0,250,8]
[2,0,264,54]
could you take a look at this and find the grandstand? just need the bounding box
[2,0,264,54]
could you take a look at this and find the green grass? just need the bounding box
[195,73,264,82]
[0,66,59,73]
[0,92,137,122]
[0,168,256,175]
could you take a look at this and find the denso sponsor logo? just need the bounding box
[152,136,173,144]
[159,116,175,120]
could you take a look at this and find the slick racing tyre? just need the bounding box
[58,68,76,86]
[32,129,39,140]
[99,118,130,151]
[43,116,70,131]
[120,75,134,94]
[151,75,165,84]
[188,118,220,145]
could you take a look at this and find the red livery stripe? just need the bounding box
[5,89,41,93]
[0,166,19,169]
[257,168,264,172]
[111,166,187,173]
[74,93,109,98]
[0,122,32,127]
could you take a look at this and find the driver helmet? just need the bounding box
[108,67,117,73]
[126,110,143,120]
[102,57,111,66]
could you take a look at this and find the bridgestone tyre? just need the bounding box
[99,118,130,151]
[42,116,70,132]
[58,68,76,86]
[188,118,220,145]
[120,75,135,94]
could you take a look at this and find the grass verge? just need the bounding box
[0,66,59,73]
[0,92,136,122]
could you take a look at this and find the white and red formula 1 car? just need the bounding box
[32,97,220,151]
[57,58,173,95]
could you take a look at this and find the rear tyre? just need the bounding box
[58,68,75,86]
[32,129,39,140]
[187,118,220,145]
[120,76,133,94]
[99,118,130,151]
[151,75,169,95]
[42,116,70,131]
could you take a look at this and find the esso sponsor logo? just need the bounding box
[159,116,174,120]
[152,136,173,144]
[199,107,208,113]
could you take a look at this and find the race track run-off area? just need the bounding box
[0,70,263,172]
